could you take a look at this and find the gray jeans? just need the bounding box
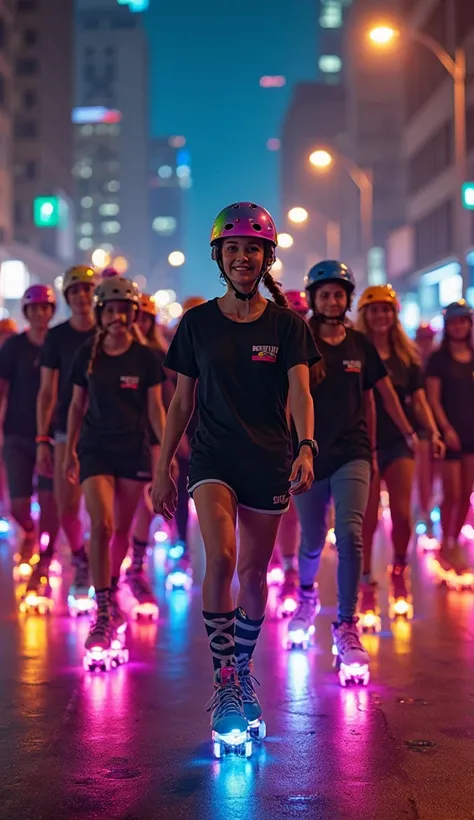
[293,459,371,622]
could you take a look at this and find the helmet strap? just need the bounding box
[313,310,346,325]
[216,253,266,302]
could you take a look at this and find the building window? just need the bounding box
[408,121,453,196]
[101,221,120,235]
[16,58,38,76]
[79,237,94,250]
[152,216,177,235]
[81,196,93,208]
[14,119,37,138]
[99,203,119,216]
[106,180,120,193]
[319,1,342,28]
[318,55,342,74]
[23,28,38,47]
[23,89,36,109]
[415,199,454,270]
[80,222,93,236]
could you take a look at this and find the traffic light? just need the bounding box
[461,183,474,210]
[33,196,60,227]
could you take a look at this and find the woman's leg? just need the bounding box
[440,460,461,542]
[111,478,146,582]
[82,475,114,591]
[453,454,474,541]
[330,460,371,623]
[383,458,415,565]
[362,470,380,578]
[37,485,59,559]
[416,439,434,522]
[131,445,160,569]
[293,478,331,590]
[277,500,300,571]
[54,440,84,557]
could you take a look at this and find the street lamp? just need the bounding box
[168,251,185,267]
[277,232,294,249]
[287,207,341,258]
[369,23,468,295]
[309,148,373,265]
[288,207,309,224]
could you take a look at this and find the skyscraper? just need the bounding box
[74,0,149,278]
[318,0,353,83]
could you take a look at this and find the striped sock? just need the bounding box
[234,608,264,666]
[203,610,236,672]
[132,538,148,572]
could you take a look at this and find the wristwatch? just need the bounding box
[298,439,319,457]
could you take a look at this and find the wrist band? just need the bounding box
[35,435,52,445]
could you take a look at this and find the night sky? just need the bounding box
[145,0,316,298]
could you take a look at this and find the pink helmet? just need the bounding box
[101,266,119,279]
[210,202,278,247]
[21,284,56,316]
[285,290,308,316]
[415,322,435,341]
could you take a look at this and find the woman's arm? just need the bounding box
[36,366,59,437]
[65,385,88,454]
[375,376,417,442]
[288,363,315,493]
[426,376,460,451]
[147,384,166,444]
[412,388,445,457]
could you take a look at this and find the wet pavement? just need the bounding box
[1,517,474,820]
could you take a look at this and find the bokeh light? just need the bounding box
[168,251,185,267]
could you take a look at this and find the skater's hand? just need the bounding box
[36,443,54,478]
[405,431,419,451]
[63,450,79,484]
[150,469,178,520]
[289,452,314,495]
[443,426,461,452]
[431,432,446,459]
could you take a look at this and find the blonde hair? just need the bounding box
[87,311,145,375]
[355,307,421,368]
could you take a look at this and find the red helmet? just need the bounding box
[415,322,435,341]
[21,284,56,317]
[285,290,308,316]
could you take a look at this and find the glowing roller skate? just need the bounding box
[266,560,284,587]
[165,554,193,592]
[434,541,474,591]
[416,513,439,552]
[83,614,129,672]
[276,567,298,618]
[68,554,95,617]
[0,516,11,539]
[13,536,36,582]
[332,619,370,687]
[236,657,266,740]
[207,667,252,759]
[124,569,159,620]
[388,563,414,620]
[358,580,381,633]
[286,586,321,650]
[19,558,53,615]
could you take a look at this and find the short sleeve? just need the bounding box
[425,351,443,379]
[145,347,166,389]
[0,337,14,381]
[163,313,199,378]
[408,362,424,394]
[70,342,90,389]
[40,330,60,370]
[360,335,387,390]
[283,315,321,372]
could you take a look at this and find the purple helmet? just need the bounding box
[21,284,56,316]
[210,202,278,247]
[101,266,120,279]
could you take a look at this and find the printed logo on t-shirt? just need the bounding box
[343,359,362,373]
[252,344,279,363]
[120,375,139,390]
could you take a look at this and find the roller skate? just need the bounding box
[435,540,474,590]
[13,534,36,581]
[358,580,381,633]
[388,563,414,619]
[165,552,193,592]
[83,611,129,672]
[19,556,53,615]
[167,539,186,562]
[287,586,321,649]
[266,559,284,587]
[110,584,128,634]
[236,657,266,740]
[207,666,251,759]
[416,514,439,552]
[276,566,298,618]
[68,553,95,617]
[125,567,159,620]
[332,619,370,687]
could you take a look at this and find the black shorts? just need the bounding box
[377,443,414,476]
[78,445,152,484]
[445,444,474,462]
[3,435,53,499]
[187,464,290,514]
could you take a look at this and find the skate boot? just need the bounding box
[388,563,414,619]
[287,586,321,649]
[68,553,95,617]
[84,601,129,672]
[436,540,474,590]
[358,580,381,633]
[14,533,36,581]
[236,657,266,739]
[207,666,250,759]
[165,552,193,591]
[19,555,53,614]
[110,584,128,634]
[332,619,370,686]
[276,566,298,618]
[125,567,159,620]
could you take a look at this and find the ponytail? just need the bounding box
[262,270,288,307]
[87,328,105,376]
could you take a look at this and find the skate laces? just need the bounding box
[128,571,151,596]
[336,622,362,653]
[236,658,260,703]
[206,669,242,716]
[295,593,316,621]
[90,611,111,640]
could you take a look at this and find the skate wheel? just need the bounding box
[362,672,370,686]
[19,602,26,613]
[301,640,308,651]
[213,740,222,759]
[104,656,111,672]
[82,656,89,671]
[338,670,347,687]
[122,648,129,663]
[245,739,252,757]
[257,720,266,740]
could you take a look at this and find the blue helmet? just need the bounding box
[443,300,473,321]
[305,260,355,294]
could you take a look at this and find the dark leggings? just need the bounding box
[176,455,190,544]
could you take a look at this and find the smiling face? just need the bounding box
[220,237,266,290]
[313,282,348,318]
[364,301,395,334]
[445,315,472,343]
[100,300,136,338]
[66,282,95,316]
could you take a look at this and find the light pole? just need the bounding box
[288,206,341,258]
[369,25,468,295]
[309,149,373,266]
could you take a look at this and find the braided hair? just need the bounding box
[87,327,106,376]
[262,270,288,307]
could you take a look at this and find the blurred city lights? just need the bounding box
[168,251,185,267]
[54,275,64,292]
[135,275,147,291]
[113,256,129,274]
[169,136,186,148]
[91,248,111,269]
[277,233,294,249]
[267,138,281,151]
[154,289,176,308]
[259,75,286,88]
[168,302,183,319]
[288,207,309,224]
[369,25,398,46]
[309,150,333,169]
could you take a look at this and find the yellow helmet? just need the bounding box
[138,293,157,316]
[357,284,399,312]
[182,295,206,313]
[63,265,98,296]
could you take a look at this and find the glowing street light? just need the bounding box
[91,248,111,269]
[309,149,333,169]
[154,289,171,308]
[272,258,283,279]
[168,302,183,319]
[368,25,398,46]
[113,255,129,274]
[277,232,294,249]
[168,251,185,267]
[288,207,309,224]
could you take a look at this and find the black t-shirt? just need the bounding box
[425,348,474,446]
[375,353,423,451]
[164,298,320,482]
[0,332,44,438]
[40,320,96,433]
[71,339,165,449]
[308,329,387,479]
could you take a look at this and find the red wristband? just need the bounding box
[35,435,52,445]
